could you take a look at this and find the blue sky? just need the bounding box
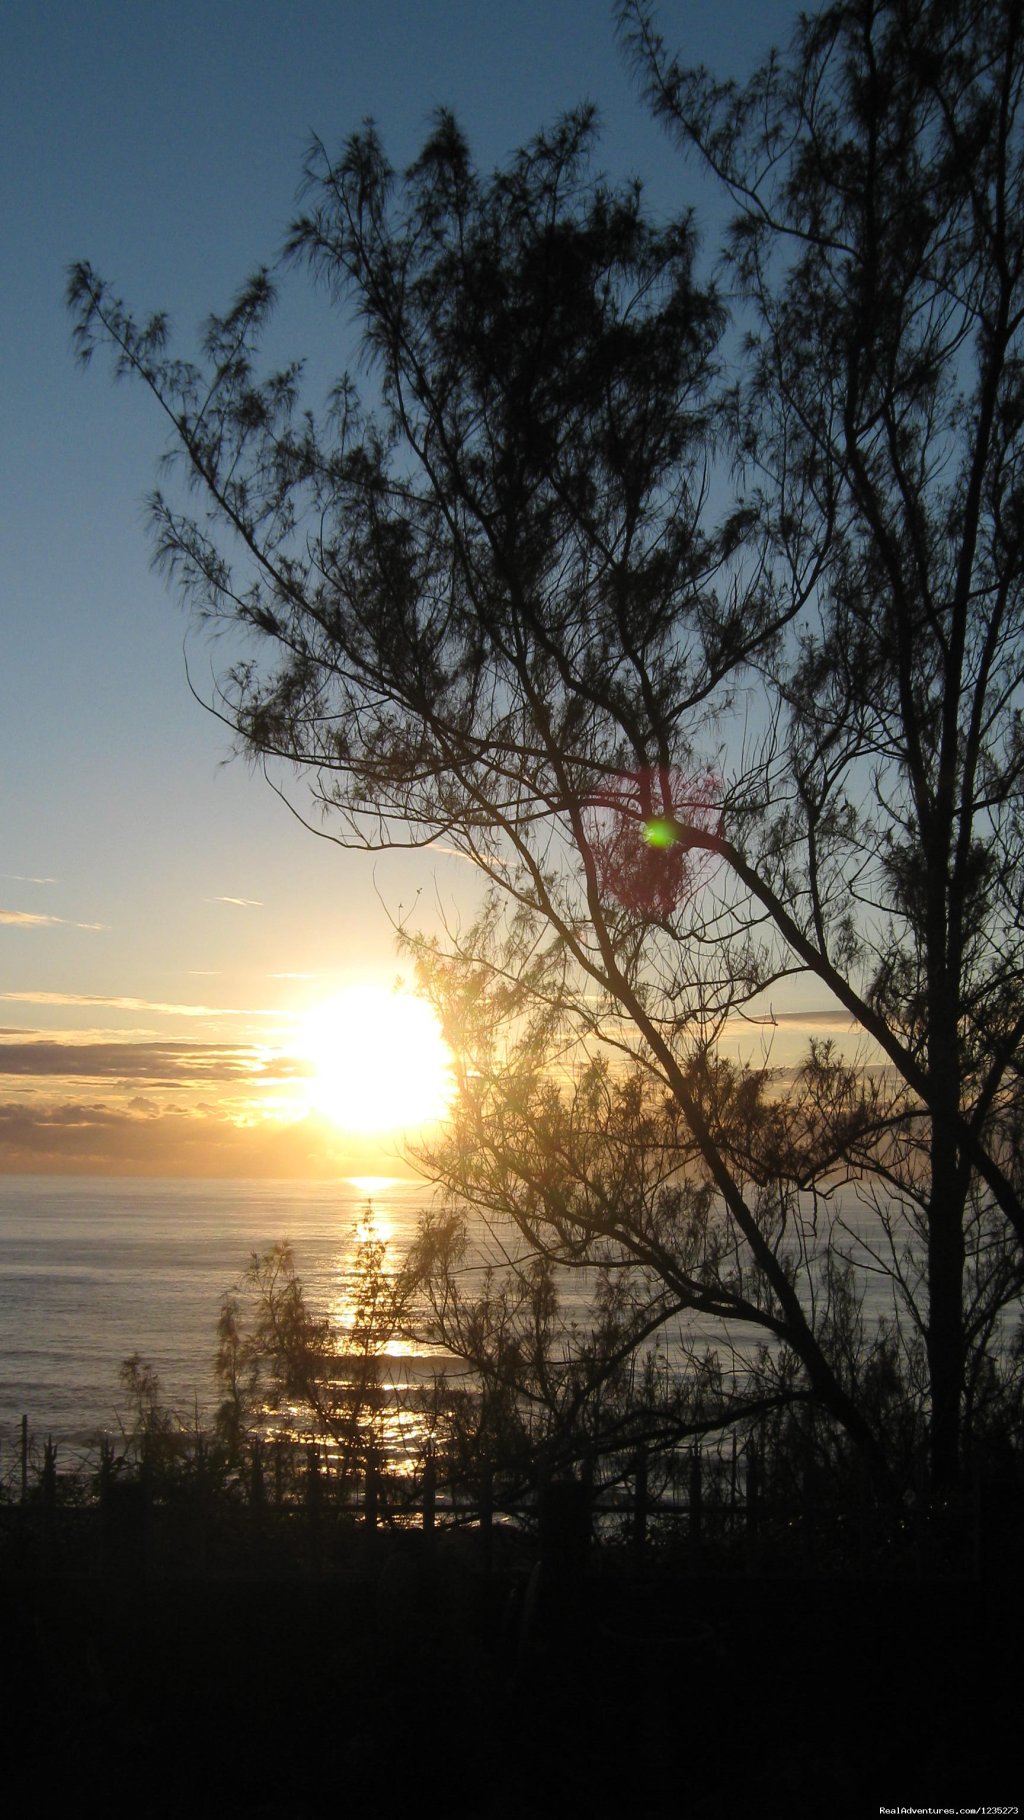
[1,0,813,1174]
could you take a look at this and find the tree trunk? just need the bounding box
[926,1008,968,1493]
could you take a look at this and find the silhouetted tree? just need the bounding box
[618,0,1024,1490]
[68,0,1024,1498]
[214,1224,411,1482]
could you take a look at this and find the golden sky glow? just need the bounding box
[0,978,460,1178]
[0,990,865,1177]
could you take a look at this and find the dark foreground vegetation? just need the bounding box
[2,1428,1020,1815]
[3,1225,1020,1813]
[4,1564,1019,1812]
[5,1409,1019,1582]
[7,1213,1019,1583]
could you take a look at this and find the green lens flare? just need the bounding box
[643,818,678,850]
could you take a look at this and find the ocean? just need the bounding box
[3,1173,1019,1477]
[0,1174,440,1467]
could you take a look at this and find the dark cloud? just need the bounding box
[0,1099,386,1178]
[0,1040,265,1084]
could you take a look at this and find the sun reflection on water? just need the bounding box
[246,1179,471,1480]
[346,1175,402,1197]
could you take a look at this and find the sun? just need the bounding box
[297,985,454,1133]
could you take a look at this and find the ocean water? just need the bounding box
[0,1175,441,1464]
[2,1174,1019,1472]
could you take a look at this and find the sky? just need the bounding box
[1,0,829,1178]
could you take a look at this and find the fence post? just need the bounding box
[632,1449,648,1556]
[746,1441,759,1529]
[306,1442,321,1502]
[97,1437,114,1573]
[479,1467,493,1574]
[303,1443,323,1573]
[40,1437,57,1570]
[745,1439,760,1570]
[421,1452,436,1538]
[250,1436,265,1510]
[801,1457,817,1569]
[730,1433,738,1534]
[191,1432,209,1574]
[539,1474,591,1587]
[364,1447,380,1530]
[689,1444,703,1570]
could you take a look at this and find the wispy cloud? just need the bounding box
[428,843,511,871]
[0,909,106,930]
[3,873,57,885]
[206,895,263,908]
[739,1009,859,1029]
[0,990,279,1019]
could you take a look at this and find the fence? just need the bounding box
[2,1416,1014,1580]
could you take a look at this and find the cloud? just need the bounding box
[0,1097,384,1178]
[3,873,57,885]
[0,909,106,930]
[0,990,279,1019]
[744,1009,859,1028]
[206,895,263,908]
[270,972,318,980]
[0,1039,267,1084]
[427,843,511,871]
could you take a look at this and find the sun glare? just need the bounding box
[298,986,454,1133]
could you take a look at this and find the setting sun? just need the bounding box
[298,985,454,1133]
